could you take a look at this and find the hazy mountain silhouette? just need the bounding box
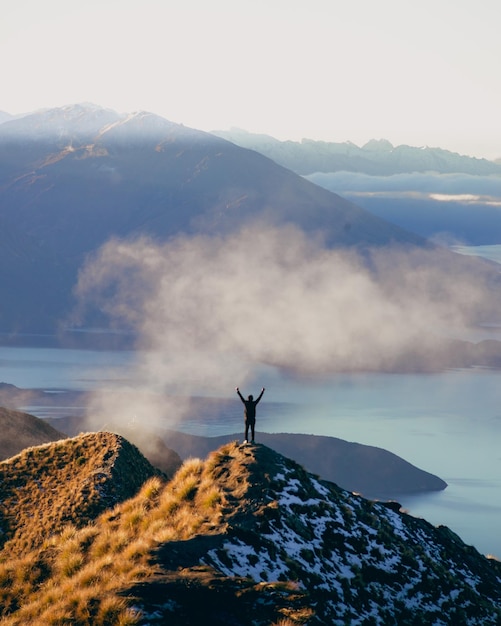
[0,405,65,460]
[212,127,501,176]
[160,430,447,499]
[0,104,427,336]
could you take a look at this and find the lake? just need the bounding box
[1,341,500,559]
[2,242,501,559]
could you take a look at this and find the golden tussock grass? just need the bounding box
[0,431,162,558]
[138,475,163,504]
[0,442,241,625]
[0,433,117,556]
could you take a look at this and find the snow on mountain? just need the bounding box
[2,435,499,624]
[192,443,501,625]
[0,103,121,143]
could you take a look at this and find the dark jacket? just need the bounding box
[237,389,264,421]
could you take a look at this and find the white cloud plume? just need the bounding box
[73,221,498,435]
[306,172,501,246]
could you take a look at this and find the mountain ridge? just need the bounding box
[0,396,447,498]
[0,431,162,555]
[0,404,182,477]
[160,429,447,499]
[1,103,499,374]
[211,127,501,176]
[160,442,501,625]
[1,436,499,624]
[46,411,446,499]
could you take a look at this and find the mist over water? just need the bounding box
[71,223,499,433]
[4,344,501,558]
[50,224,501,557]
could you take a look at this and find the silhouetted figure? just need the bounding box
[236,387,265,443]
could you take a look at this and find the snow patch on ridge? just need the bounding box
[204,452,501,624]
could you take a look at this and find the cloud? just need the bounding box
[306,172,501,246]
[428,193,501,206]
[307,171,501,200]
[73,222,498,434]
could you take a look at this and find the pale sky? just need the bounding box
[2,0,501,159]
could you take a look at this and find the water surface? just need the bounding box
[1,344,500,558]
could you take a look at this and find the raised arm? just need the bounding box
[235,387,245,402]
[255,387,265,404]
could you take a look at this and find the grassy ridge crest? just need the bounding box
[0,431,161,555]
[0,438,241,625]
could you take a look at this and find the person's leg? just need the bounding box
[251,420,255,442]
[244,420,249,442]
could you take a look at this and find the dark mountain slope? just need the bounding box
[160,429,447,499]
[0,105,426,335]
[0,107,425,251]
[0,405,65,460]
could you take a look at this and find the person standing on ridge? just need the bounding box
[236,387,265,444]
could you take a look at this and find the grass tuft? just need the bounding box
[0,440,238,624]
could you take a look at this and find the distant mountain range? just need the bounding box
[0,103,425,337]
[1,433,500,624]
[212,128,501,176]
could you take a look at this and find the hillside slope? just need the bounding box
[161,430,447,499]
[0,431,161,555]
[0,406,65,460]
[0,105,426,336]
[0,401,182,478]
[1,439,499,625]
